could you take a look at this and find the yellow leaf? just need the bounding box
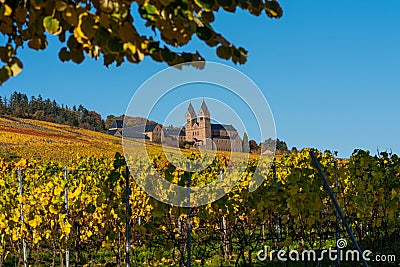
[54,186,63,196]
[4,5,12,17]
[45,230,52,239]
[123,42,136,54]
[17,158,27,167]
[87,230,93,238]
[33,231,42,244]
[49,205,58,214]
[28,215,42,228]
[9,57,23,76]
[12,231,19,241]
[17,195,24,203]
[61,221,71,235]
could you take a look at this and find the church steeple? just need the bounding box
[198,100,211,141]
[186,102,196,119]
[199,100,210,117]
[185,102,198,140]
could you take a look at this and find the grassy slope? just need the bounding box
[0,116,122,163]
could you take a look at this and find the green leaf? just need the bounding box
[94,27,110,47]
[43,16,61,35]
[67,36,79,50]
[0,46,11,63]
[196,26,212,41]
[182,52,193,62]
[62,6,78,26]
[265,1,283,18]
[86,203,96,214]
[15,7,28,24]
[216,0,232,8]
[58,47,70,62]
[250,0,261,8]
[31,0,47,8]
[0,66,11,84]
[28,37,46,50]
[126,53,139,63]
[140,2,159,20]
[201,12,215,23]
[107,38,123,54]
[194,0,215,11]
[55,0,68,11]
[161,48,175,62]
[70,50,84,64]
[81,15,98,39]
[104,54,115,66]
[216,45,232,60]
[231,47,247,64]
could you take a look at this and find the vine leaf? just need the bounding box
[43,16,61,35]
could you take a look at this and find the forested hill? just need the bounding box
[0,91,108,132]
[1,92,291,154]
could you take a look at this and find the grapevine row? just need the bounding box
[0,149,399,266]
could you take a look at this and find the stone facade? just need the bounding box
[109,120,161,142]
[108,119,123,137]
[184,101,243,152]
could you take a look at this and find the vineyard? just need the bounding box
[0,117,122,162]
[0,148,399,266]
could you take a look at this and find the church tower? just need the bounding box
[185,102,197,142]
[198,100,212,141]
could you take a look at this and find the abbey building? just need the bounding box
[109,100,243,152]
[184,101,243,152]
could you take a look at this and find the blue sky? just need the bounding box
[1,0,399,157]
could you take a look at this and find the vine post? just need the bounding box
[17,167,27,267]
[63,167,69,267]
[220,167,228,259]
[125,166,131,267]
[334,156,341,267]
[186,162,192,267]
[310,150,368,267]
[273,165,281,244]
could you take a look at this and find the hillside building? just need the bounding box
[184,101,243,152]
[109,101,243,152]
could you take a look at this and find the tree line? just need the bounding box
[243,132,290,154]
[0,91,106,131]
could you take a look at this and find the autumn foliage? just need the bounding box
[0,149,399,266]
[0,0,283,84]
